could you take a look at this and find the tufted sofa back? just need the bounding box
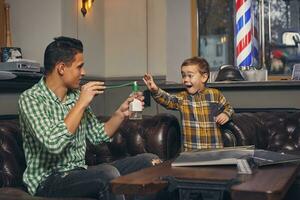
[0,114,181,190]
[86,114,181,165]
[223,111,300,154]
[0,117,25,188]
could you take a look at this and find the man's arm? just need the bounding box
[19,94,74,154]
[65,81,105,134]
[104,110,125,137]
[85,92,143,145]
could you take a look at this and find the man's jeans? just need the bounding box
[36,153,159,200]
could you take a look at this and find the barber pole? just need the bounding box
[235,0,253,68]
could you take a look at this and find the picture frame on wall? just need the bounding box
[1,47,22,62]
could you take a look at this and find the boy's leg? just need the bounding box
[36,164,124,200]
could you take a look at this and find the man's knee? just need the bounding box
[90,164,121,181]
[102,165,121,180]
[138,153,161,167]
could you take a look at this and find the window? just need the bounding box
[266,0,300,75]
[197,0,300,77]
[216,43,223,57]
[197,0,234,70]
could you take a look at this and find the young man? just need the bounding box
[18,36,160,200]
[144,56,234,151]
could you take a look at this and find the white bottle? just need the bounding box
[129,81,143,120]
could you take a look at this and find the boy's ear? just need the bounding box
[201,73,209,83]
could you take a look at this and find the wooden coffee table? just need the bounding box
[110,160,299,200]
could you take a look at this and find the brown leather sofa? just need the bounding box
[0,113,181,200]
[1,110,300,200]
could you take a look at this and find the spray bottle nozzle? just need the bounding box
[132,81,139,92]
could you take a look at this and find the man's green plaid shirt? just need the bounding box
[152,87,234,151]
[18,78,111,195]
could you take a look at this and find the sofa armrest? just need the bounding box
[113,113,181,161]
[139,113,181,160]
[221,113,268,149]
[0,118,26,188]
[221,123,238,147]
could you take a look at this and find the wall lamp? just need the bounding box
[81,0,94,17]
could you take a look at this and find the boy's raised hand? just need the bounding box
[143,73,159,93]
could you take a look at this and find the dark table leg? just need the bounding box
[164,177,236,200]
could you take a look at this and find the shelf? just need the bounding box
[159,80,300,92]
[0,71,42,93]
[1,71,300,93]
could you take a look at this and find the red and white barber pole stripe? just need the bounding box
[235,0,258,68]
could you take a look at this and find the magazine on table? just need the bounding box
[172,146,300,167]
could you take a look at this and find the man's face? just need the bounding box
[181,64,208,94]
[62,53,85,89]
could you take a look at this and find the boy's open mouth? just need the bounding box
[185,84,193,88]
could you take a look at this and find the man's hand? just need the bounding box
[78,81,106,108]
[143,73,159,93]
[116,91,145,119]
[105,92,144,137]
[215,113,229,125]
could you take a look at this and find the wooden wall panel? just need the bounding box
[191,0,198,56]
[0,0,6,48]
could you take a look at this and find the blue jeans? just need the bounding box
[36,153,159,200]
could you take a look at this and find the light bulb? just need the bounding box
[88,0,92,9]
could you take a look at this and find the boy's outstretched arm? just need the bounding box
[143,73,180,110]
[143,73,159,93]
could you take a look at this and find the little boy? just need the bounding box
[143,56,234,151]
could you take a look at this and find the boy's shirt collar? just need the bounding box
[185,87,208,96]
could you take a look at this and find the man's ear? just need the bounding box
[56,62,65,76]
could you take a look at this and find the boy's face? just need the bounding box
[181,64,208,94]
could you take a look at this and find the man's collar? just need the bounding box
[38,77,78,104]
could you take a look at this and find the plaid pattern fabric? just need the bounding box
[152,88,234,151]
[18,78,111,195]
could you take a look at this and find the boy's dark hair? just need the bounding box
[44,36,83,75]
[181,56,210,83]
[181,56,210,74]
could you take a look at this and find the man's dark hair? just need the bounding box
[181,56,210,83]
[43,36,83,75]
